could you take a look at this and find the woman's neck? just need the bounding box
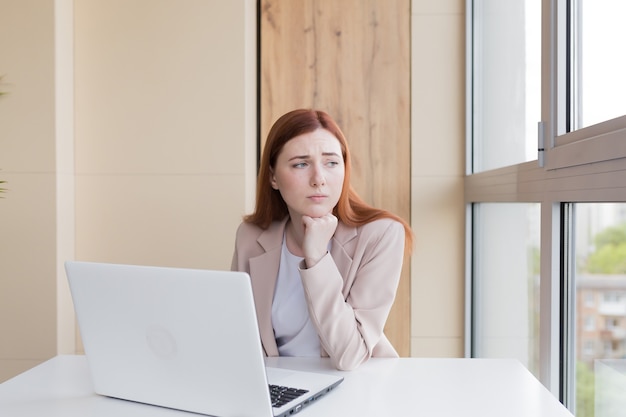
[285,218,305,257]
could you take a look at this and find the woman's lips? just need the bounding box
[308,194,328,202]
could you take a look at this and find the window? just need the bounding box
[604,318,618,331]
[470,0,541,173]
[547,0,626,169]
[570,203,626,417]
[471,203,541,378]
[583,316,594,331]
[570,0,626,130]
[466,1,626,416]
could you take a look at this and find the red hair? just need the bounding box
[244,109,413,252]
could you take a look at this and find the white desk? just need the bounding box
[0,355,574,417]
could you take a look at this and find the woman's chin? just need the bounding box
[304,209,332,219]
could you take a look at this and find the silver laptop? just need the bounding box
[65,261,343,417]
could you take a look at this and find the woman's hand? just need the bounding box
[301,213,338,268]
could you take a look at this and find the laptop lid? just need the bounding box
[65,261,343,417]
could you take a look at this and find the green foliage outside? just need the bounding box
[529,246,540,275]
[577,361,595,417]
[585,223,626,273]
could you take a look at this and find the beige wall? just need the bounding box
[410,0,466,357]
[0,0,60,381]
[0,0,257,381]
[72,0,256,268]
[0,0,465,382]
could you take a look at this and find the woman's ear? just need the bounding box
[269,168,278,190]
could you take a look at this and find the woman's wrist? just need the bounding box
[304,251,327,269]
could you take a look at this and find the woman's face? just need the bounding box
[270,128,345,220]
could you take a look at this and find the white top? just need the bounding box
[271,236,321,357]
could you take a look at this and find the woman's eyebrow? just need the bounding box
[287,151,341,161]
[287,154,310,161]
[322,152,341,157]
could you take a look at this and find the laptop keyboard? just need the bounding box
[269,384,309,408]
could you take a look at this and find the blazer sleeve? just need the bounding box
[299,219,405,371]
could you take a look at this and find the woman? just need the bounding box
[231,109,413,371]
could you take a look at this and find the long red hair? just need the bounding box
[244,109,413,252]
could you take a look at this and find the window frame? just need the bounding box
[465,0,626,407]
[544,0,626,170]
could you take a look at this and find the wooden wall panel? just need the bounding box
[260,0,411,355]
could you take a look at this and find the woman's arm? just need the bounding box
[299,220,405,370]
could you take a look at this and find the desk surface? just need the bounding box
[0,355,574,417]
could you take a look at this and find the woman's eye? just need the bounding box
[293,162,307,168]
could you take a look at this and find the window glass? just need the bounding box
[471,0,541,172]
[572,203,626,417]
[468,0,626,410]
[472,203,541,377]
[572,1,626,129]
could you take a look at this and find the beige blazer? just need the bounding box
[231,216,405,371]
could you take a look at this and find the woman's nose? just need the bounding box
[310,165,326,187]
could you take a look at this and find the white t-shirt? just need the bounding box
[271,236,321,357]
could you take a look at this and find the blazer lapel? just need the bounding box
[248,219,287,356]
[330,222,357,296]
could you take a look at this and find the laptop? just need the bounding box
[65,261,343,417]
